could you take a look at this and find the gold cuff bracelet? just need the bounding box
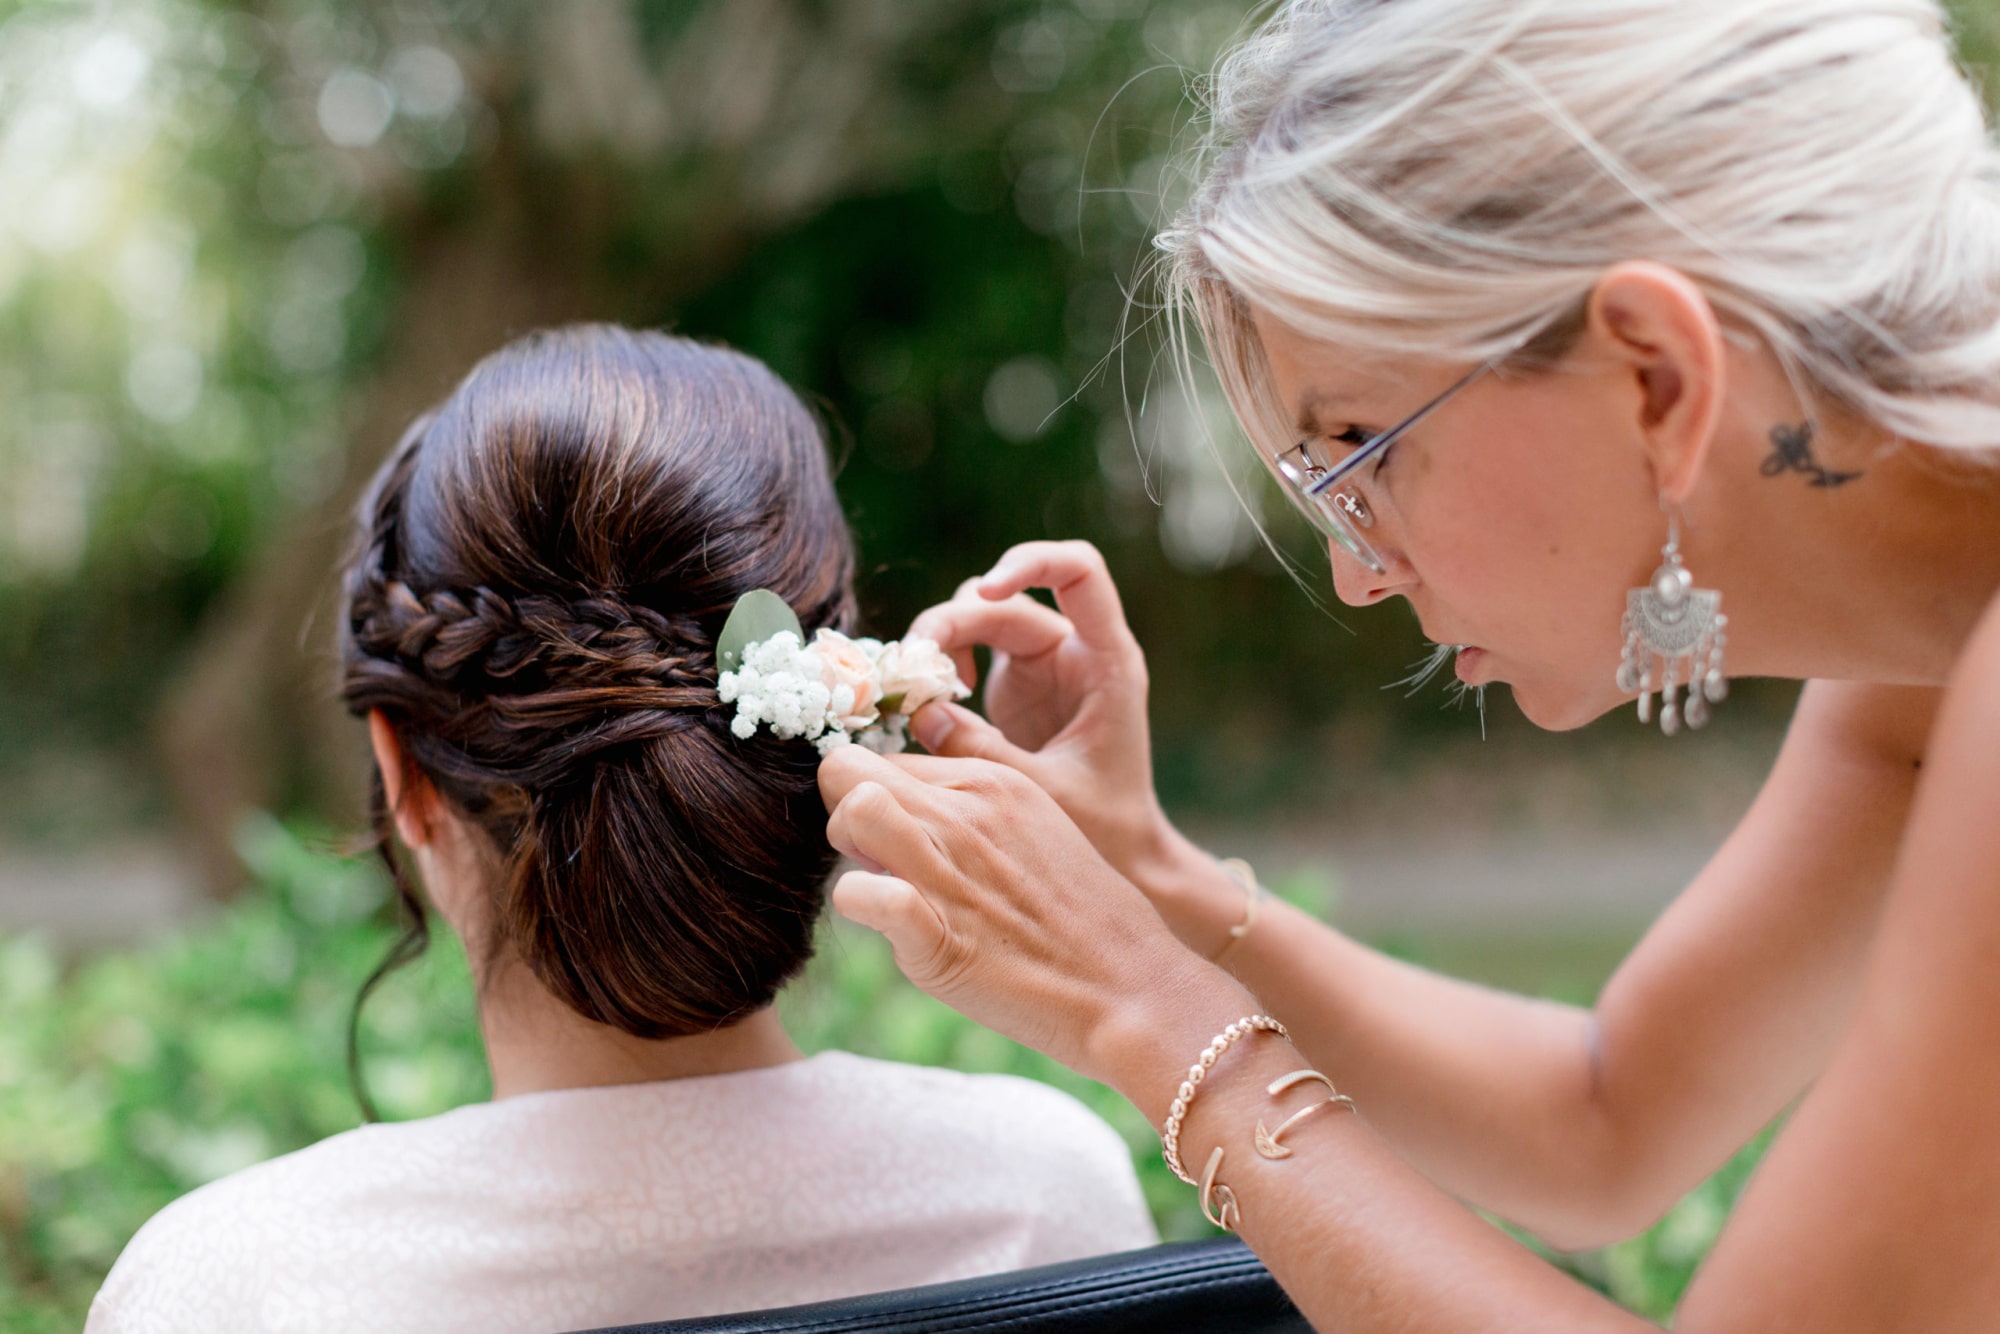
[1255,1069,1357,1160]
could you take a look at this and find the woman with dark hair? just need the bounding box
[816,0,2000,1328]
[86,325,1155,1333]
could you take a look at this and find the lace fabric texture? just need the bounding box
[86,1051,1158,1333]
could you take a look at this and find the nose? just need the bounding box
[1328,537,1412,608]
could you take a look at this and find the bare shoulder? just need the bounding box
[1677,594,2000,1327]
[1881,587,2000,817]
[1785,678,1942,771]
[1949,586,2000,709]
[1887,586,2000,887]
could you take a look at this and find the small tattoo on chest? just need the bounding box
[1761,422,1862,488]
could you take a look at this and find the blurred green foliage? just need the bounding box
[0,0,1351,846]
[1,823,1766,1327]
[0,0,1797,851]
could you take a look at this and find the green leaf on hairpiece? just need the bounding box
[717,589,805,672]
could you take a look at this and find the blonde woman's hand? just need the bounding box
[817,744,1249,1090]
[905,540,1247,954]
[906,545,1170,874]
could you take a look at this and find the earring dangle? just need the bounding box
[1616,515,1727,736]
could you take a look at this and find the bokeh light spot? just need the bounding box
[386,45,463,119]
[317,67,394,148]
[72,32,150,109]
[126,343,204,424]
[983,356,1063,444]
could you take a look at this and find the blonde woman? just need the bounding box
[818,0,2000,1327]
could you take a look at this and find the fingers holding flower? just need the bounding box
[908,579,1075,700]
[817,744,1198,1080]
[901,541,1184,899]
[977,539,1146,665]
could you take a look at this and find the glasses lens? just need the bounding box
[1271,444,1384,572]
[1315,497,1383,571]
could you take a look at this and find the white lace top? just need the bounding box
[86,1051,1158,1334]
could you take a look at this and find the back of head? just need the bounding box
[340,325,855,1039]
[1166,0,2000,453]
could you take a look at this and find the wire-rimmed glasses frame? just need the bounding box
[1269,349,1515,574]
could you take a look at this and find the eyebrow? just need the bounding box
[1293,388,1363,435]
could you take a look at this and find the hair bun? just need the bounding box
[339,326,854,1073]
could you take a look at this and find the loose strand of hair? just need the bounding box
[348,770,434,1124]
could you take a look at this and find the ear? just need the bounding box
[1583,261,1728,504]
[368,709,438,849]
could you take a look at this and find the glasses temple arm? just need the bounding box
[1304,357,1499,499]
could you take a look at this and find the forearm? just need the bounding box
[1095,966,1652,1331]
[1135,836,1642,1247]
[1239,901,1640,1245]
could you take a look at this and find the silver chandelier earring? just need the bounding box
[1617,513,1727,736]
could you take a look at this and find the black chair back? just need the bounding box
[572,1237,1310,1333]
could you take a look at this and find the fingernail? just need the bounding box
[979,563,1017,591]
[913,702,957,752]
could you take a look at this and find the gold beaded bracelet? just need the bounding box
[1160,1014,1287,1185]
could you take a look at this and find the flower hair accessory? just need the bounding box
[715,589,970,756]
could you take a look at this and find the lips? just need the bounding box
[1453,646,1488,684]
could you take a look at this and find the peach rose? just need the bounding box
[877,637,970,717]
[812,629,883,730]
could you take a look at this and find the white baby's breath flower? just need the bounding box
[726,626,967,754]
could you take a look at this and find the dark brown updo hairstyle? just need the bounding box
[338,325,855,1114]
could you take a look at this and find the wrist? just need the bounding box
[1130,826,1251,958]
[1084,946,1259,1126]
[1107,802,1183,887]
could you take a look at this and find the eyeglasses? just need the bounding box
[1267,352,1510,574]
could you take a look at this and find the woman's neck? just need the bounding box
[404,833,806,1100]
[1708,421,2000,686]
[474,957,804,1100]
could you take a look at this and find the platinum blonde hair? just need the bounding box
[1161,0,2000,457]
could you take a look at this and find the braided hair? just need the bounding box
[338,325,855,1116]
